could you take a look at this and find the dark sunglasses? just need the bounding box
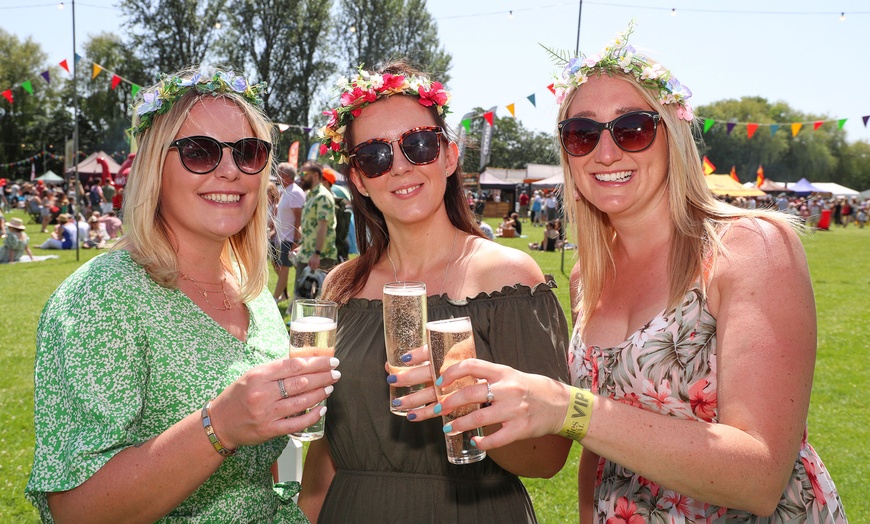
[169,135,272,175]
[349,126,444,178]
[558,111,661,157]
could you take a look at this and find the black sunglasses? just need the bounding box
[349,126,444,179]
[558,111,661,157]
[169,135,272,175]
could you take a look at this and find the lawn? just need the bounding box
[1,211,866,522]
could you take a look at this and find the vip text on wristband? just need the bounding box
[557,387,594,441]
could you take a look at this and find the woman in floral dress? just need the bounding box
[26,67,339,523]
[418,23,846,523]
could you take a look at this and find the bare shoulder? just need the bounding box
[469,239,545,291]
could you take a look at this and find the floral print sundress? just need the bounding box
[569,288,847,523]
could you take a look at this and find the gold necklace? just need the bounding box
[181,272,233,311]
[387,229,458,296]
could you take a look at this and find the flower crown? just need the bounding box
[549,21,694,122]
[131,67,267,137]
[318,67,451,164]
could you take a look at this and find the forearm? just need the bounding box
[486,433,570,478]
[47,410,224,524]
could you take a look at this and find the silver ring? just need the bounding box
[485,382,494,404]
[277,378,289,399]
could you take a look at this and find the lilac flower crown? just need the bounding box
[318,66,451,164]
[131,67,267,137]
[549,21,694,122]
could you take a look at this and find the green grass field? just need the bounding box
[1,211,866,522]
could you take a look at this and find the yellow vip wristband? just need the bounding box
[558,387,594,441]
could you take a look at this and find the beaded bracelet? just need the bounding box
[557,387,594,441]
[201,401,236,457]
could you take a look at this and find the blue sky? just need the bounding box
[2,0,869,143]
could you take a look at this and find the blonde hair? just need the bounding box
[115,70,275,302]
[558,72,798,329]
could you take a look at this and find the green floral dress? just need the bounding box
[26,250,308,523]
[569,288,847,523]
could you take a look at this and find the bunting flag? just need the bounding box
[813,121,824,131]
[702,156,716,176]
[730,165,739,182]
[527,94,536,107]
[110,75,122,90]
[546,83,555,95]
[506,103,515,117]
[276,124,290,132]
[2,90,12,104]
[703,119,715,133]
[747,123,758,139]
[756,165,765,187]
[838,119,847,129]
[461,118,471,132]
[726,122,736,135]
[770,124,780,136]
[791,123,803,136]
[131,84,141,98]
[40,71,50,83]
[863,116,870,127]
[59,59,70,73]
[483,111,494,126]
[21,81,33,94]
[92,63,103,79]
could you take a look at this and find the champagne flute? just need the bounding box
[383,281,428,416]
[288,298,337,440]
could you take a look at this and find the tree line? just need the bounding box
[1,1,868,192]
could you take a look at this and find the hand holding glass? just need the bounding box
[383,282,428,415]
[288,299,337,441]
[427,317,486,465]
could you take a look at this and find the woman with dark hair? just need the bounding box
[298,62,571,523]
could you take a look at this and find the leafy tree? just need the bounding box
[458,108,559,173]
[217,0,335,160]
[118,0,228,77]
[335,0,451,81]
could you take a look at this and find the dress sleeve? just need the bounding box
[472,279,570,383]
[26,255,149,513]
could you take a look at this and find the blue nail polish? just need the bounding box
[433,403,442,415]
[442,424,452,434]
[435,376,443,387]
[470,439,477,448]
[401,353,412,363]
[386,374,397,384]
[407,413,417,421]
[391,398,402,407]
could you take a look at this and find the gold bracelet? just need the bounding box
[557,387,594,441]
[201,401,236,457]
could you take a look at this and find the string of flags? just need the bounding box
[0,151,71,170]
[4,57,870,145]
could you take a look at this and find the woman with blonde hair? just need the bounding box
[412,23,846,522]
[26,67,339,523]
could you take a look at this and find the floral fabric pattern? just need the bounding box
[26,250,307,523]
[569,288,847,523]
[298,183,336,262]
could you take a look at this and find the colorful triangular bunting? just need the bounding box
[527,94,536,107]
[506,103,515,117]
[703,119,715,133]
[747,123,758,139]
[770,124,779,136]
[92,64,103,79]
[21,81,33,94]
[483,112,494,126]
[726,122,736,135]
[40,71,50,83]
[111,74,122,90]
[813,121,823,131]
[546,83,555,95]
[791,123,803,136]
[2,89,13,104]
[59,59,70,73]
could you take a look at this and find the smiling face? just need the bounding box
[347,95,459,227]
[565,75,670,220]
[159,96,263,247]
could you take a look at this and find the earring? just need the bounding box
[361,190,369,197]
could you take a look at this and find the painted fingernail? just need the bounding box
[433,403,442,415]
[407,413,417,421]
[391,398,402,407]
[386,374,398,384]
[442,424,452,434]
[470,439,477,448]
[329,357,340,367]
[324,385,334,395]
[319,406,328,416]
[331,369,341,380]
[435,376,443,387]
[401,353,413,363]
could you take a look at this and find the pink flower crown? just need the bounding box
[318,67,451,164]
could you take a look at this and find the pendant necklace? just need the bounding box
[387,228,458,296]
[181,272,233,311]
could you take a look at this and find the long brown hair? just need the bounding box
[323,61,484,305]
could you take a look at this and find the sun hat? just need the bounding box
[7,217,26,230]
